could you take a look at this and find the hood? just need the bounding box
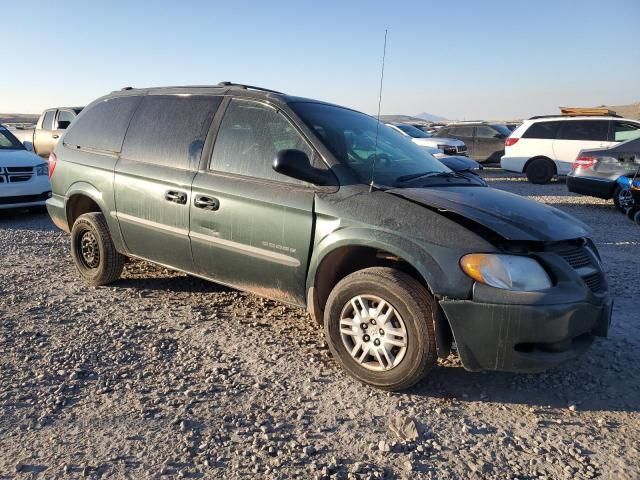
[412,137,464,148]
[439,156,480,172]
[0,149,45,167]
[388,186,590,241]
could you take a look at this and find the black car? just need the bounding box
[437,122,512,162]
[567,137,640,211]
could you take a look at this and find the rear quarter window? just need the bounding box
[64,96,142,153]
[521,121,561,139]
[557,120,608,141]
[121,95,221,170]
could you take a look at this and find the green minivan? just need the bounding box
[47,83,612,391]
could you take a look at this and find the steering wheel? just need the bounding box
[367,152,391,167]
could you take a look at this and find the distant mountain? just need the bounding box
[0,113,39,125]
[602,102,640,120]
[414,112,448,122]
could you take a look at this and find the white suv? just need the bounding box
[501,116,640,184]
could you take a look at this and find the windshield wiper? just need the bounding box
[396,170,467,183]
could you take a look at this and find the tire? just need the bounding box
[525,158,555,184]
[70,212,125,286]
[324,267,437,391]
[634,210,640,226]
[613,185,634,213]
[626,206,639,221]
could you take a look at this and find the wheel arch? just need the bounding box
[64,182,108,230]
[524,155,557,174]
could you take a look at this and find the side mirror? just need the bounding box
[56,120,71,130]
[273,149,333,186]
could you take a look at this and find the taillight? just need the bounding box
[48,152,57,178]
[505,137,519,147]
[573,156,596,169]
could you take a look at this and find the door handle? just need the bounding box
[164,190,187,205]
[52,134,60,139]
[194,195,220,211]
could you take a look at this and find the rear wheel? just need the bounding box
[525,158,555,184]
[324,267,437,391]
[634,210,640,226]
[613,185,634,212]
[70,212,125,286]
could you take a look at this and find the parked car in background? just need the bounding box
[501,115,640,184]
[567,137,640,210]
[385,122,468,156]
[20,107,83,158]
[47,82,611,391]
[420,146,484,183]
[0,125,52,211]
[437,122,512,163]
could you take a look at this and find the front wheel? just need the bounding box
[70,212,125,286]
[324,267,437,391]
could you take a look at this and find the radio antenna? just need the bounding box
[369,28,388,192]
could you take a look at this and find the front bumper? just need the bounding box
[567,174,616,199]
[0,191,52,209]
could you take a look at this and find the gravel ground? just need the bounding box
[1,170,639,479]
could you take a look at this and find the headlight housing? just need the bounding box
[460,254,552,291]
[36,163,48,176]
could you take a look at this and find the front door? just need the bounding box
[190,98,316,305]
[114,94,221,271]
[552,120,612,175]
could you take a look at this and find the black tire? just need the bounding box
[634,210,640,226]
[626,206,639,221]
[525,158,555,184]
[324,267,437,391]
[70,212,125,286]
[613,185,634,213]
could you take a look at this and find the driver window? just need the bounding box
[476,125,497,138]
[210,99,314,184]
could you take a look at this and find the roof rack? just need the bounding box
[117,83,284,95]
[216,81,284,94]
[529,113,622,120]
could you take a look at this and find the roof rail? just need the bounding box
[216,81,284,94]
[528,113,622,120]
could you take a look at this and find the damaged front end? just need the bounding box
[387,186,613,373]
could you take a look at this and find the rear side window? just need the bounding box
[56,110,75,129]
[521,121,561,139]
[210,99,313,184]
[121,95,221,169]
[450,126,474,137]
[41,111,55,130]
[64,96,142,153]
[613,121,640,142]
[476,125,498,138]
[557,120,608,141]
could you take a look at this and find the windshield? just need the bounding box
[290,102,449,186]
[0,127,26,150]
[395,124,431,138]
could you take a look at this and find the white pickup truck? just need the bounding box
[11,107,83,158]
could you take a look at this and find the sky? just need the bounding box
[2,0,639,120]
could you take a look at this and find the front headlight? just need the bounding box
[460,254,552,291]
[36,163,48,176]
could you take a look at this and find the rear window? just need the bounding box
[121,95,221,170]
[557,120,608,141]
[64,96,142,153]
[521,121,561,139]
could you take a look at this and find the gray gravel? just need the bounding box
[1,170,639,479]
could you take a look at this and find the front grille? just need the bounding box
[583,272,605,292]
[442,146,457,155]
[556,247,592,269]
[0,166,33,183]
[0,192,50,205]
[549,243,606,293]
